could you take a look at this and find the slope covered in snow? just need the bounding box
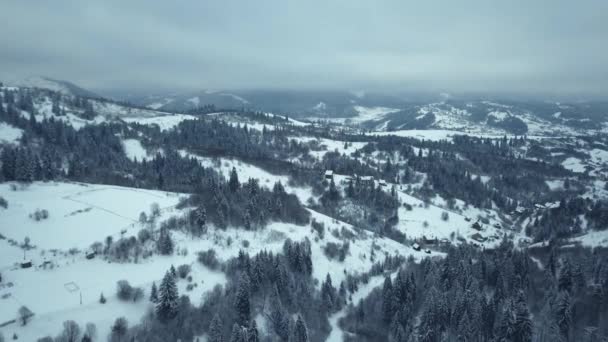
[0,123,23,144]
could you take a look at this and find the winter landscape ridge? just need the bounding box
[0,77,606,342]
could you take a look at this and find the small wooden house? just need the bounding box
[85,250,96,260]
[20,260,32,269]
[324,170,334,181]
[360,176,374,186]
[412,243,421,251]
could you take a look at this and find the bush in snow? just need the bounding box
[0,196,7,209]
[177,264,191,279]
[323,241,350,262]
[311,219,325,238]
[137,228,151,243]
[116,280,133,301]
[198,249,220,270]
[441,211,449,221]
[29,209,49,221]
[17,306,32,326]
[58,320,81,342]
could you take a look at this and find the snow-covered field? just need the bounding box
[288,136,367,160]
[0,123,22,144]
[0,182,183,253]
[562,157,587,173]
[122,114,198,130]
[123,139,153,161]
[0,179,428,340]
[0,182,192,339]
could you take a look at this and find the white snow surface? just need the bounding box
[0,182,184,253]
[562,157,587,173]
[122,114,198,130]
[0,123,23,144]
[122,139,151,161]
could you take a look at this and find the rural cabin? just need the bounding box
[360,175,374,186]
[324,170,334,180]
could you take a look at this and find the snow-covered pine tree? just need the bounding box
[208,313,224,342]
[247,320,259,342]
[292,315,309,342]
[156,228,174,255]
[156,271,179,322]
[150,281,158,303]
[229,323,246,342]
[229,166,240,192]
[234,274,251,326]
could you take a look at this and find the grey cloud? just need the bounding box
[0,0,606,97]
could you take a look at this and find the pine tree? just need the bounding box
[234,275,251,326]
[382,276,394,324]
[497,299,516,342]
[556,291,572,340]
[292,315,309,342]
[229,167,240,192]
[247,320,259,342]
[208,313,224,342]
[321,274,336,312]
[150,282,158,303]
[514,292,533,342]
[230,323,246,342]
[156,271,179,322]
[558,259,573,293]
[195,206,207,230]
[157,228,174,255]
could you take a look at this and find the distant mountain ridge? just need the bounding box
[11,76,100,98]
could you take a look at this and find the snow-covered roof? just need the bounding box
[324,170,334,176]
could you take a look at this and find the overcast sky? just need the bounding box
[0,1,606,97]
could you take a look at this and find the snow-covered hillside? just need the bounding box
[0,180,428,340]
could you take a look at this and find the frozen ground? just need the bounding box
[0,182,183,253]
[0,123,22,144]
[122,114,198,131]
[0,179,428,341]
[122,138,152,161]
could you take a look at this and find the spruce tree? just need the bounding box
[514,292,533,342]
[157,228,174,255]
[150,282,158,303]
[195,206,207,230]
[229,324,245,342]
[234,275,251,326]
[247,320,259,342]
[556,291,572,340]
[156,271,178,322]
[382,276,394,324]
[229,167,240,192]
[208,313,223,342]
[292,315,309,342]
